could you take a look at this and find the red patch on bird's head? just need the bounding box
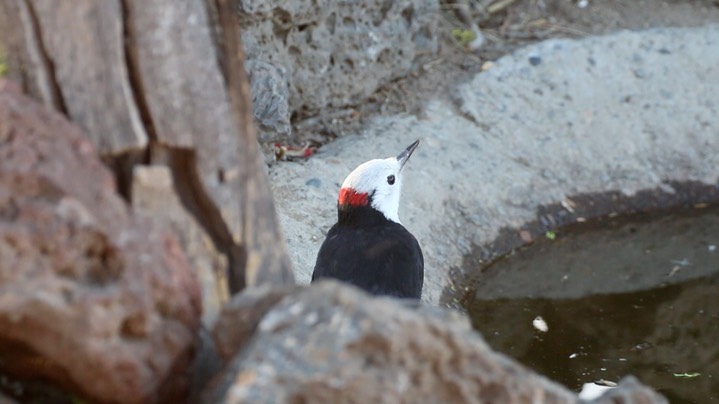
[338,188,369,207]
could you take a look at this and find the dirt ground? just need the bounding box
[287,0,719,152]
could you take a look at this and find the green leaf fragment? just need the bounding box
[673,372,700,378]
[545,231,556,240]
[451,28,476,45]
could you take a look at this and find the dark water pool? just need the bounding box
[464,205,719,402]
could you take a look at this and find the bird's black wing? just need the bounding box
[312,222,424,299]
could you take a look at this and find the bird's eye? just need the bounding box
[387,175,395,185]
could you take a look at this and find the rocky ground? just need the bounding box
[268,2,719,304]
[284,0,719,145]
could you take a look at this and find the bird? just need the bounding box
[312,140,424,299]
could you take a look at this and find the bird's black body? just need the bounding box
[312,204,424,299]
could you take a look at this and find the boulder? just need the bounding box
[208,281,579,403]
[209,282,668,403]
[0,81,201,403]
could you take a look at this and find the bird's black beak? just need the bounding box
[396,139,420,171]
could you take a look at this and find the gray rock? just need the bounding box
[238,0,439,115]
[269,25,719,303]
[207,281,579,403]
[246,60,292,140]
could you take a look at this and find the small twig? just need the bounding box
[547,23,591,37]
[487,0,520,14]
[422,58,444,71]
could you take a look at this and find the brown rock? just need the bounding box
[132,165,229,327]
[0,82,201,403]
[206,281,579,403]
[0,391,18,404]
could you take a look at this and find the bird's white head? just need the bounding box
[337,140,420,224]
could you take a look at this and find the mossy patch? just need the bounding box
[0,48,8,77]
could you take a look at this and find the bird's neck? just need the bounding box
[337,204,394,227]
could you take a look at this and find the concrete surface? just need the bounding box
[269,25,719,304]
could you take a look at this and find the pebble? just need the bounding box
[305,178,322,188]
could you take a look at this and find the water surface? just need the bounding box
[464,206,719,402]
